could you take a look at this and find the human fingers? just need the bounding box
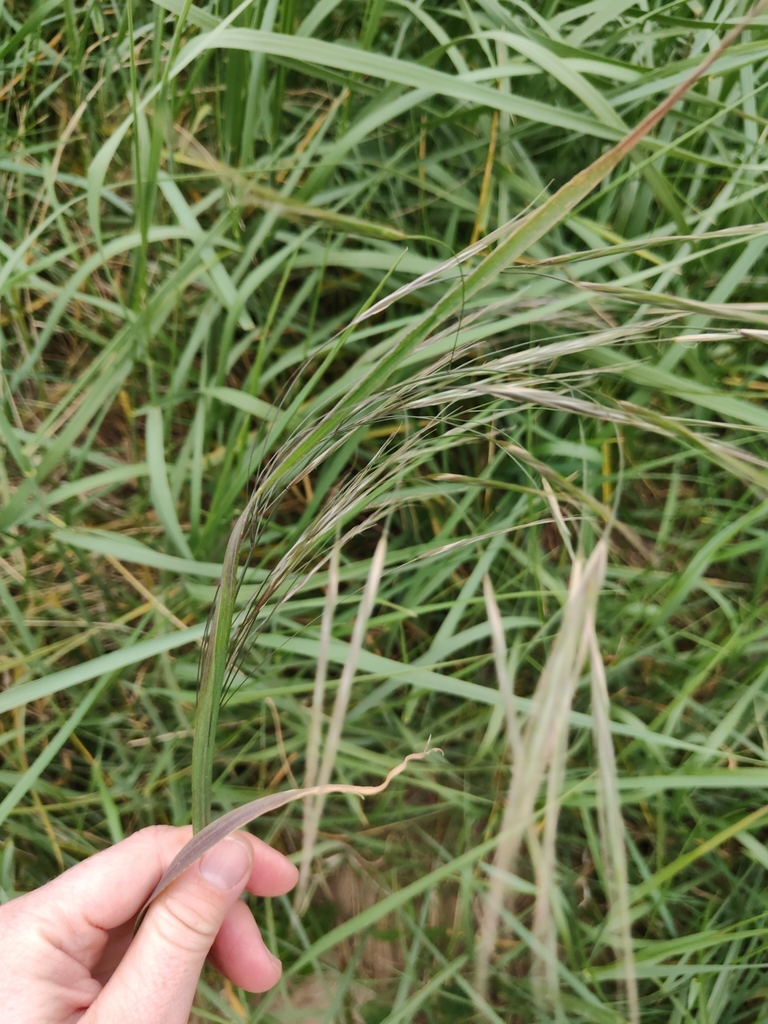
[84,836,253,1024]
[29,826,190,946]
[209,898,282,993]
[29,825,296,969]
[241,834,299,898]
[93,835,297,986]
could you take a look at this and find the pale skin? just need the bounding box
[0,825,299,1024]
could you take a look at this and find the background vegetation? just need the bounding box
[3,1,768,1021]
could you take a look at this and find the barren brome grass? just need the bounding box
[3,2,768,1022]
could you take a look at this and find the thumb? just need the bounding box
[89,836,253,1024]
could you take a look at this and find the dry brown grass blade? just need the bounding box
[295,533,388,914]
[588,624,639,1022]
[474,541,608,999]
[295,539,341,911]
[135,748,440,931]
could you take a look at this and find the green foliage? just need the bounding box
[3,1,768,1021]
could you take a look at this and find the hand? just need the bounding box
[0,825,298,1024]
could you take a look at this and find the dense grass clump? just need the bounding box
[3,1,768,1021]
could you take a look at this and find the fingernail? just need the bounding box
[200,837,251,890]
[268,951,282,974]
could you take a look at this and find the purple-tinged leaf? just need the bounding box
[135,748,440,931]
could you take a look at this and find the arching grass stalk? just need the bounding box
[186,0,764,919]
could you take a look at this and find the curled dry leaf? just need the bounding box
[135,748,441,931]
